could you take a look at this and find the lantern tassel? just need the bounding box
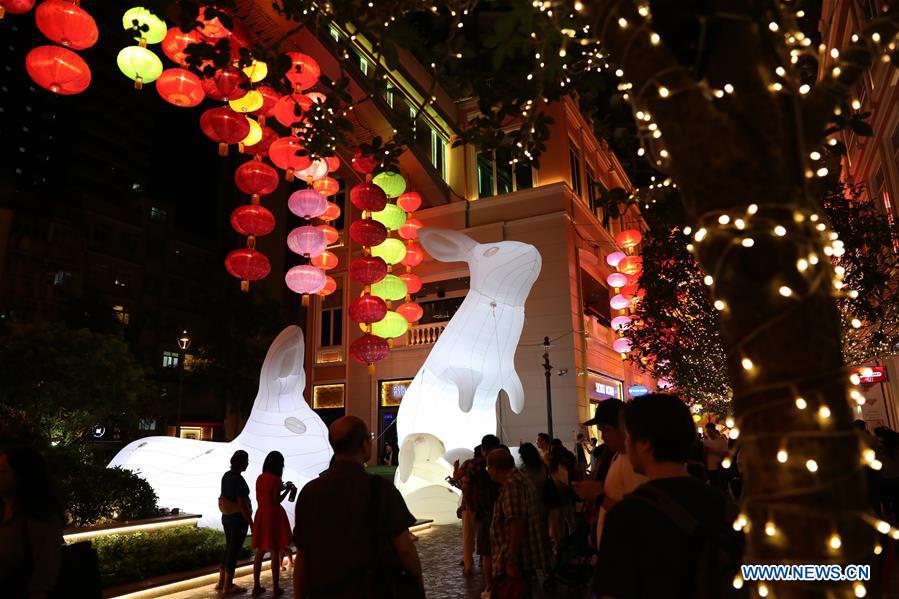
[134,77,143,90]
[241,280,249,292]
[0,7,6,19]
[367,364,375,375]
[285,168,295,182]
[238,143,245,153]
[218,142,228,157]
[251,193,260,205]
[302,295,309,307]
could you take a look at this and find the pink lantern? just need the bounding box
[287,225,328,257]
[612,337,632,354]
[606,251,626,268]
[288,188,327,219]
[611,315,632,331]
[285,265,326,295]
[610,294,631,311]
[606,272,629,289]
[296,159,329,182]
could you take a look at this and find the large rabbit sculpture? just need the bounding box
[395,229,541,523]
[108,326,332,530]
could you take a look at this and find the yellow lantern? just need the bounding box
[229,89,264,113]
[117,45,163,89]
[241,59,268,83]
[371,204,407,232]
[122,7,166,45]
[371,274,407,301]
[368,311,409,339]
[370,238,407,265]
[240,117,262,149]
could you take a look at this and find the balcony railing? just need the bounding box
[394,322,447,349]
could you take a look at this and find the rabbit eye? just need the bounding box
[482,247,499,257]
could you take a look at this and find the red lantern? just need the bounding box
[284,52,320,90]
[234,159,279,197]
[618,255,643,276]
[25,45,91,95]
[349,256,387,285]
[349,294,387,324]
[1,0,36,18]
[243,126,278,157]
[349,333,389,365]
[399,273,422,295]
[200,107,250,155]
[273,93,312,128]
[320,202,341,222]
[35,0,98,50]
[615,229,643,249]
[621,283,646,302]
[350,182,387,212]
[398,218,422,241]
[397,192,422,213]
[396,301,423,323]
[253,85,281,118]
[231,205,275,237]
[325,156,340,172]
[312,250,338,271]
[156,68,204,107]
[351,150,377,174]
[202,66,248,101]
[198,6,231,39]
[319,225,339,245]
[402,244,424,267]
[268,136,312,180]
[313,177,340,197]
[319,276,337,297]
[162,27,202,65]
[225,248,271,291]
[349,219,388,247]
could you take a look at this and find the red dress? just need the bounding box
[252,472,292,550]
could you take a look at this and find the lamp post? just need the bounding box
[542,336,554,439]
[176,330,190,438]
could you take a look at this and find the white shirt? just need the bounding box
[596,451,648,549]
[703,435,729,470]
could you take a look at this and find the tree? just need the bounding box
[0,324,158,446]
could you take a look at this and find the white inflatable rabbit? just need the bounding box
[108,325,332,530]
[395,229,541,523]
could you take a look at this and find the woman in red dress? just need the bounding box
[252,451,295,596]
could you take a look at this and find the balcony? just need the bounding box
[393,322,447,349]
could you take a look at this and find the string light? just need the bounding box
[777,449,788,463]
[758,582,769,597]
[765,520,777,536]
[774,225,787,236]
[779,286,793,297]
[818,405,831,419]
[741,357,754,370]
[854,582,867,598]
[795,396,807,409]
[806,459,819,472]
[828,532,842,549]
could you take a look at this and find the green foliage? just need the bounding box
[45,445,158,527]
[0,324,158,446]
[87,526,248,588]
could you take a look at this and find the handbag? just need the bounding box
[367,475,425,599]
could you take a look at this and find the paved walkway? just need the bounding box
[167,524,590,599]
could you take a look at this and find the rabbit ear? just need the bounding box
[419,228,477,262]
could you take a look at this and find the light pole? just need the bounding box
[542,336,554,439]
[176,330,190,438]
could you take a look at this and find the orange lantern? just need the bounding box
[156,68,204,107]
[313,176,340,197]
[268,136,312,181]
[35,0,98,50]
[283,51,320,90]
[615,229,643,249]
[319,224,339,245]
[197,6,231,39]
[396,301,423,323]
[312,250,338,271]
[162,27,202,65]
[25,45,90,95]
[319,276,337,297]
[618,255,643,276]
[1,0,36,19]
[320,202,341,222]
[399,272,423,295]
[402,244,424,267]
[398,218,423,241]
[273,93,312,128]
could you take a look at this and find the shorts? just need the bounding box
[476,517,491,556]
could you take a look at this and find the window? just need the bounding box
[385,83,395,108]
[586,163,598,214]
[410,109,448,181]
[476,147,534,198]
[580,268,612,326]
[112,305,130,325]
[138,419,156,431]
[359,54,369,76]
[569,144,582,197]
[313,384,345,409]
[149,207,167,223]
[162,351,179,368]
[380,379,413,407]
[320,289,343,347]
[328,25,340,42]
[52,270,72,288]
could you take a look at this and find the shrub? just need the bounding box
[87,526,251,588]
[46,446,158,527]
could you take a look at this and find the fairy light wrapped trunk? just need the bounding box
[586,0,899,596]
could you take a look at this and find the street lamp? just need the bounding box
[542,336,554,439]
[176,330,190,438]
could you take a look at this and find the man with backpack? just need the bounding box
[456,434,501,592]
[593,393,743,598]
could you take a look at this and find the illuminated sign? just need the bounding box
[855,366,888,384]
[628,385,649,397]
[595,382,617,396]
[588,372,623,401]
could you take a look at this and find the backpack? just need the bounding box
[630,484,746,599]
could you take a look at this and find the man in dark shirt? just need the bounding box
[594,394,739,599]
[293,416,423,598]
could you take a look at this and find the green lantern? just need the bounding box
[371,204,407,232]
[370,311,408,339]
[117,46,163,89]
[370,238,407,266]
[371,274,407,301]
[122,7,167,44]
[372,171,406,198]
